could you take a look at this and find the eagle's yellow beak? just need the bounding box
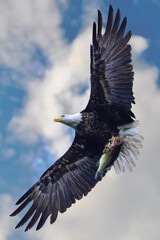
[54,116,64,122]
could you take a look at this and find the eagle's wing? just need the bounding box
[87,5,134,118]
[10,134,101,231]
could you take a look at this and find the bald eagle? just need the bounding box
[11,5,143,231]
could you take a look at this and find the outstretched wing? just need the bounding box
[10,134,102,231]
[87,5,135,118]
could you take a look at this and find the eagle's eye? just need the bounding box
[61,115,65,118]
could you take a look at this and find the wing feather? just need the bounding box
[105,5,113,34]
[88,5,134,120]
[112,8,121,33]
[11,135,101,230]
[98,10,102,36]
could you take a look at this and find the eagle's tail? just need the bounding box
[114,121,144,174]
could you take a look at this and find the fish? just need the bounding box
[95,136,123,180]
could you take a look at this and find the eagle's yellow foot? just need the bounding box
[103,136,115,154]
[109,136,115,142]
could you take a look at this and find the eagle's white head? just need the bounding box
[54,113,82,129]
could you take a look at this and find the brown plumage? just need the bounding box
[11,4,136,231]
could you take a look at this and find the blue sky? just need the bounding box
[0,0,160,239]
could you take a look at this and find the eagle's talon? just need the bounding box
[103,136,115,153]
[109,136,115,142]
[103,145,108,154]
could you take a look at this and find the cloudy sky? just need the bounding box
[0,0,160,239]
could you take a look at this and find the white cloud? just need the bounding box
[0,0,65,85]
[0,194,17,240]
[130,35,149,55]
[8,26,91,157]
[1,147,15,159]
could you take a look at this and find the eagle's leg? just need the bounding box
[103,136,115,153]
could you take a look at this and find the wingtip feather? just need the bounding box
[98,10,102,36]
[117,16,127,38]
[92,21,98,48]
[112,8,121,33]
[106,4,113,33]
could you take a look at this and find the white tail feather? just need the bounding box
[114,121,143,175]
[114,161,122,174]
